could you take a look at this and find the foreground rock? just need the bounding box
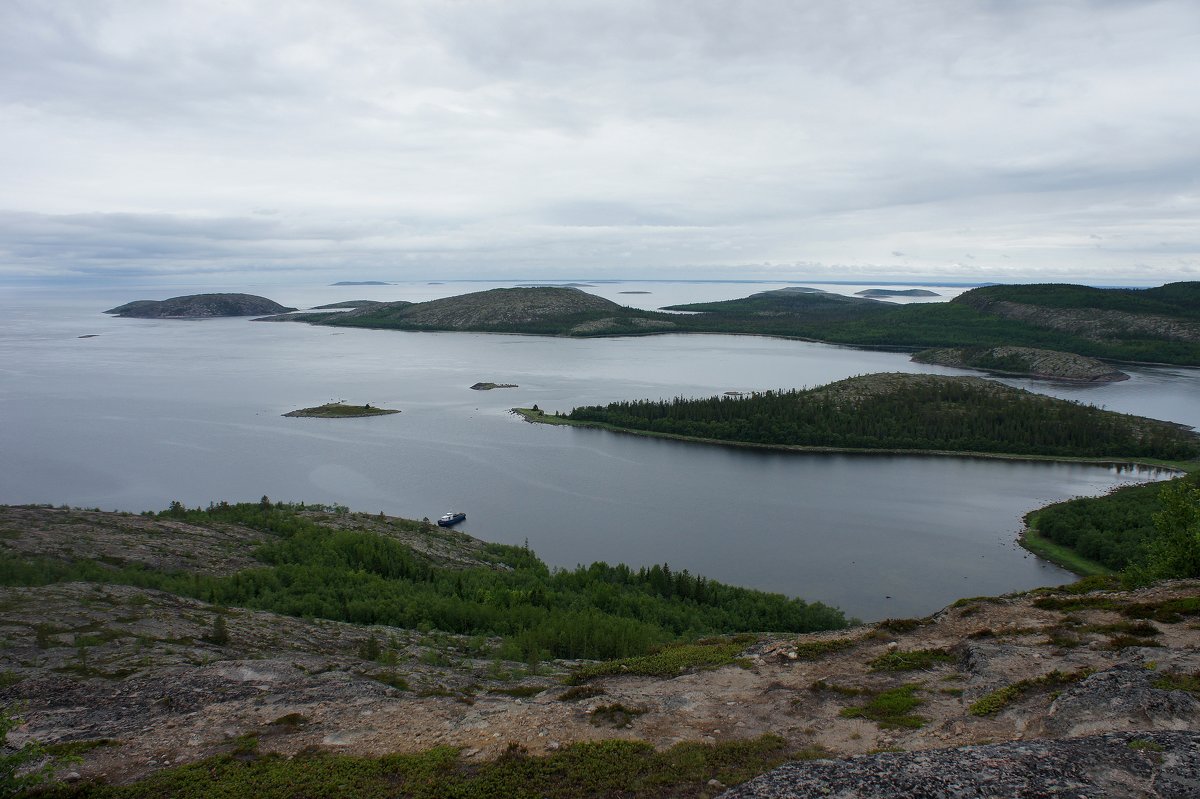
[105,293,295,318]
[2,505,1199,790]
[723,731,1200,798]
[913,346,1129,382]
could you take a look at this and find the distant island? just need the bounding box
[470,382,518,390]
[106,293,295,318]
[249,281,1200,367]
[257,287,680,336]
[661,281,1200,366]
[855,288,940,298]
[516,373,1199,462]
[310,300,384,309]
[283,402,400,418]
[331,281,391,286]
[913,346,1129,382]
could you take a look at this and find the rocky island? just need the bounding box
[1,502,1197,796]
[912,346,1130,382]
[261,286,679,336]
[282,402,400,418]
[470,382,518,390]
[854,288,940,298]
[105,293,295,318]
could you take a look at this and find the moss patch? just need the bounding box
[839,684,926,729]
[968,668,1094,716]
[566,637,754,685]
[43,734,803,799]
[868,648,956,672]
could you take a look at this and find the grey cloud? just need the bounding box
[1,1,1198,284]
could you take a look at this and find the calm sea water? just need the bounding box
[1,281,1195,620]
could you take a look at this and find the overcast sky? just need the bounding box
[1,0,1197,286]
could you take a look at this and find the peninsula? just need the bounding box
[105,293,295,318]
[283,402,399,418]
[516,373,1199,462]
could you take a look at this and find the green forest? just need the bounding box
[561,375,1199,460]
[0,502,848,662]
[1028,471,1200,575]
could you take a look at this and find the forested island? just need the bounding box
[518,373,1200,461]
[250,281,1200,367]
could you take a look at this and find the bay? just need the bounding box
[0,281,1194,621]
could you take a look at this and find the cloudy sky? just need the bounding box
[2,0,1197,286]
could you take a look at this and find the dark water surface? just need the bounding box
[1,282,1195,620]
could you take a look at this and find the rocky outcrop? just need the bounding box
[4,505,1199,791]
[722,731,1200,798]
[105,293,295,318]
[913,346,1129,382]
[1038,663,1200,737]
[955,294,1200,345]
[568,317,677,334]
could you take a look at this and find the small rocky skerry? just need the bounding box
[283,402,399,418]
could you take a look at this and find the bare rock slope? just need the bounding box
[1,506,1198,792]
[913,345,1130,382]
